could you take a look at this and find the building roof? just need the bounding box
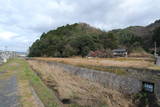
[112,49,127,52]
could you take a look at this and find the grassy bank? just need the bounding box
[28,59,134,107]
[0,58,60,107]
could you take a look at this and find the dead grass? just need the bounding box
[0,59,39,107]
[18,79,40,107]
[16,58,60,107]
[33,57,155,71]
[0,58,60,107]
[28,60,135,107]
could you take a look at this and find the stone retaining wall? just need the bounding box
[31,59,160,99]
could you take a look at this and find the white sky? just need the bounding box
[0,0,160,52]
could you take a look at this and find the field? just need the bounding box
[34,57,154,68]
[1,57,157,107]
[33,57,160,74]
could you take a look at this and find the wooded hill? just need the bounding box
[29,20,160,57]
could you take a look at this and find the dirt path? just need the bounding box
[0,72,20,107]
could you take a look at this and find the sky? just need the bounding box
[0,0,160,52]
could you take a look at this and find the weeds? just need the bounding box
[134,91,160,107]
[0,58,60,107]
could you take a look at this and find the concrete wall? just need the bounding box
[32,59,160,99]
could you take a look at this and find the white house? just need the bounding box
[112,49,127,57]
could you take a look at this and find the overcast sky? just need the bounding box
[0,0,160,52]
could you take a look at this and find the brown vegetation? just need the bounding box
[28,60,135,107]
[33,57,155,69]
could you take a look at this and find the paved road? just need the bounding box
[0,73,19,107]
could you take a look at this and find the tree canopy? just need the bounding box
[29,23,143,57]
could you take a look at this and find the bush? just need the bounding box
[88,49,113,58]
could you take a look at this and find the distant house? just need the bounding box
[112,49,127,57]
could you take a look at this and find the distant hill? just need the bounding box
[115,19,160,38]
[16,52,27,56]
[110,20,160,49]
[29,20,160,57]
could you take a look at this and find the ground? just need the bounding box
[33,57,160,74]
[0,57,159,107]
[28,59,135,107]
[0,72,19,107]
[33,57,155,68]
[0,58,60,107]
[0,58,134,107]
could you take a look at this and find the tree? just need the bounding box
[28,40,42,57]
[99,32,118,49]
[29,23,145,57]
[62,44,76,57]
[118,31,142,52]
[152,26,160,47]
[152,26,160,54]
[70,35,97,57]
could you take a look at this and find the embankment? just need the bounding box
[28,59,135,107]
[28,58,160,106]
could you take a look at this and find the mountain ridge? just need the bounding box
[29,19,160,57]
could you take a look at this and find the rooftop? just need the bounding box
[112,49,127,52]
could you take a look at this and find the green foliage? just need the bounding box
[134,91,159,107]
[153,27,160,45]
[152,26,160,54]
[117,30,142,52]
[29,23,144,57]
[99,32,118,49]
[62,44,76,57]
[70,35,99,57]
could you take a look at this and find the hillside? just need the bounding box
[29,23,118,57]
[110,19,160,50]
[29,20,160,57]
[115,20,160,38]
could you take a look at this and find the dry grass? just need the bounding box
[18,79,41,107]
[28,60,135,107]
[0,58,60,107]
[33,57,155,70]
[0,60,40,107]
[16,59,60,107]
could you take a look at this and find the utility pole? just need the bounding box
[4,46,8,51]
[154,42,157,57]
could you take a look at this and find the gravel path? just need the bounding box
[0,73,19,107]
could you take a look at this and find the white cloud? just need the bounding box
[0,31,17,40]
[0,0,160,52]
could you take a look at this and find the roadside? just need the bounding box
[0,72,19,107]
[0,58,61,107]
